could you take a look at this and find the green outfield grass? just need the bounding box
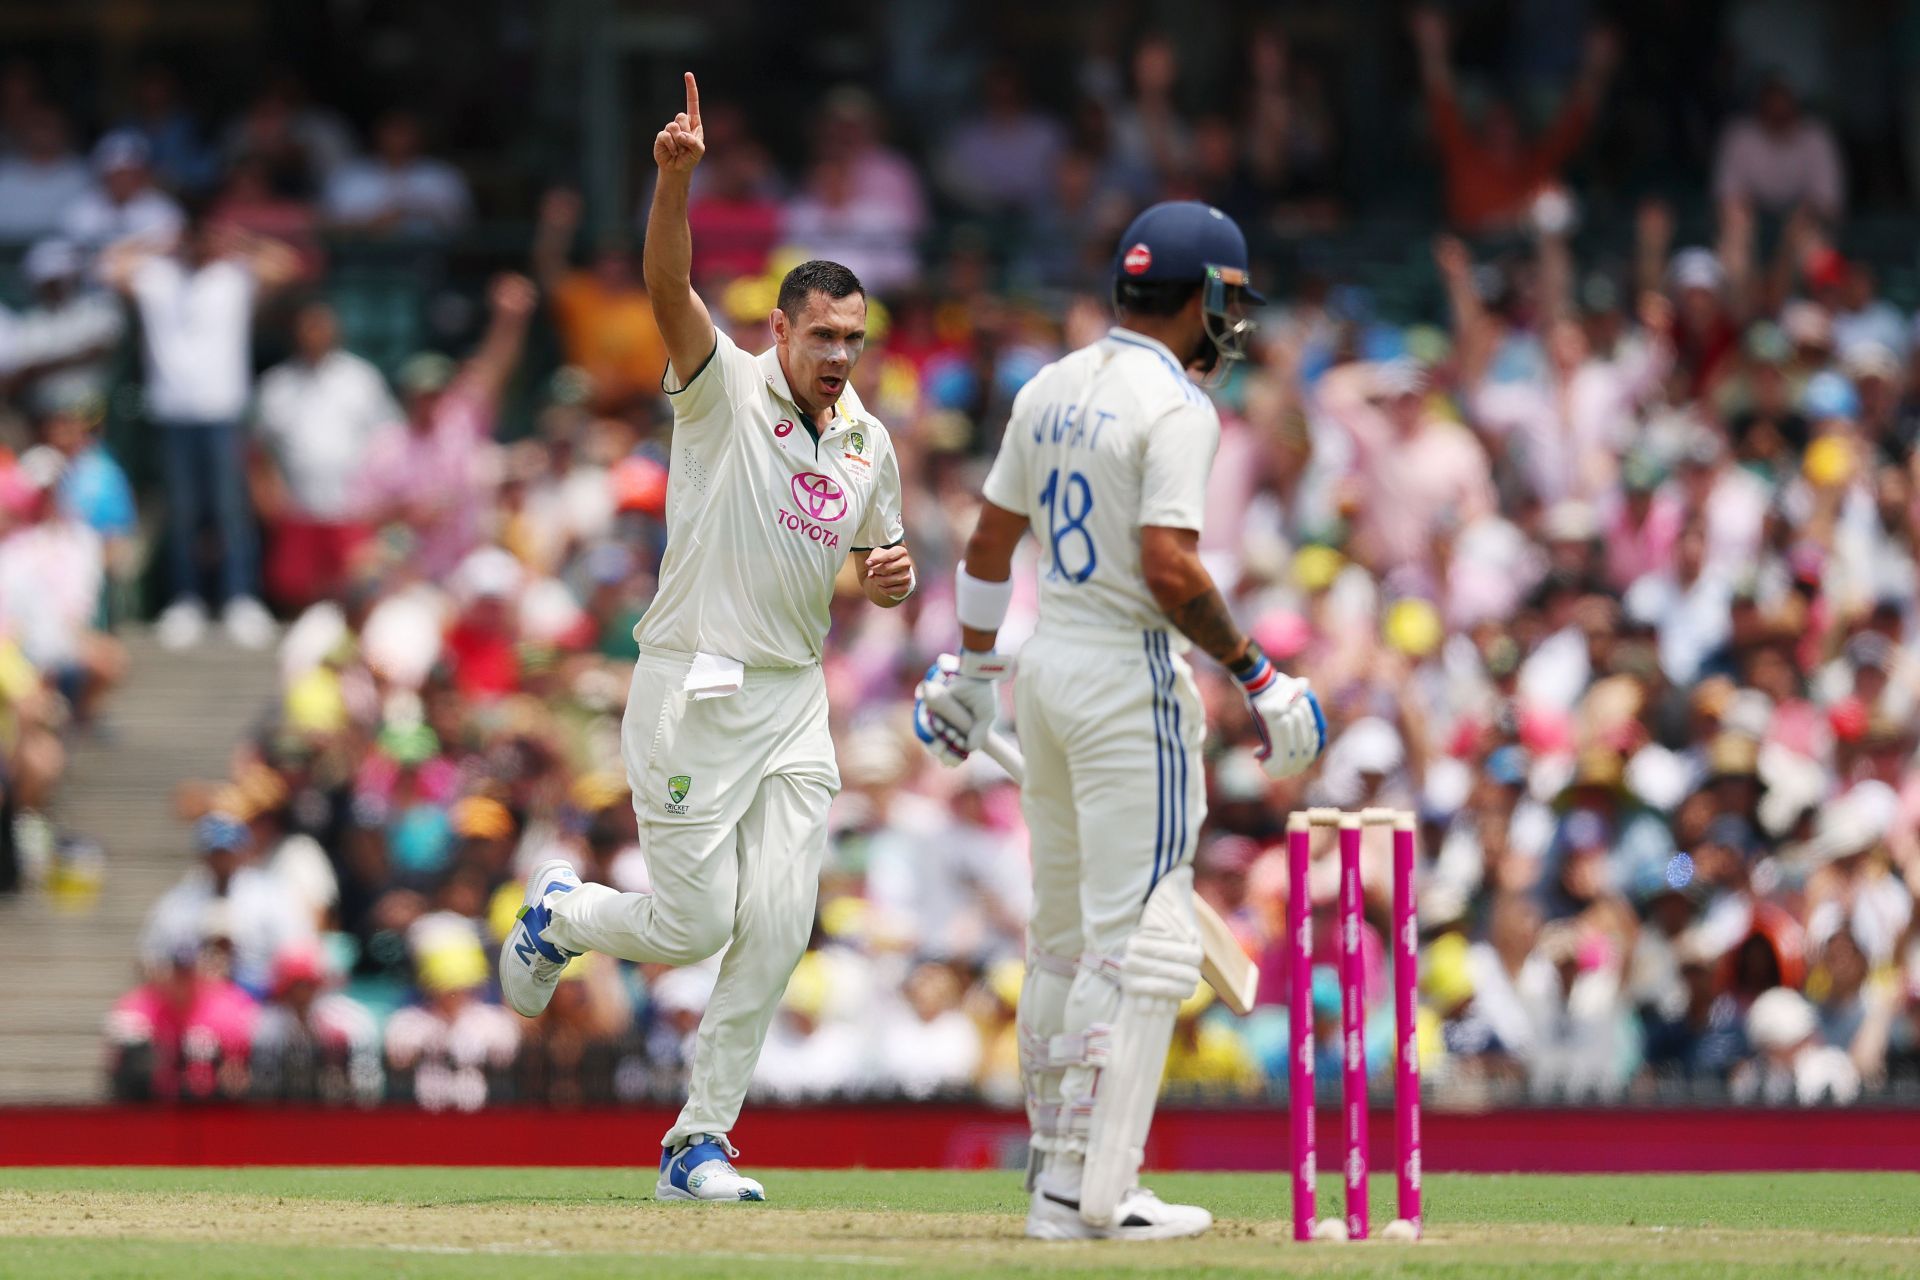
[2,1167,1915,1278]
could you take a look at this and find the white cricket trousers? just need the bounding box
[1011,625,1206,1165]
[544,645,837,1149]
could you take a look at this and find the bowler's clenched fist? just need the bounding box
[864,544,915,601]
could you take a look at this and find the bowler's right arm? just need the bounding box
[645,71,718,383]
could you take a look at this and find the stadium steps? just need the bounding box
[0,628,278,1103]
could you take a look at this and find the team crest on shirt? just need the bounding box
[666,774,692,813]
[842,429,870,467]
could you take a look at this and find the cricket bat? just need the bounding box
[982,731,1261,1015]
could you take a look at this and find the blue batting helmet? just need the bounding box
[1111,201,1264,304]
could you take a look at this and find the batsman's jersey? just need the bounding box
[981,328,1220,636]
[639,328,904,668]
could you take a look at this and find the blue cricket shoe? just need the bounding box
[657,1134,766,1202]
[498,858,581,1016]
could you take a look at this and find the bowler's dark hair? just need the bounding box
[778,259,865,320]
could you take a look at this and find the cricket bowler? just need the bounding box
[915,201,1326,1239]
[499,72,915,1202]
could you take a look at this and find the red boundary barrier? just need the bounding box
[4,1104,1917,1171]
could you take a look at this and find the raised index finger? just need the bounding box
[684,72,700,126]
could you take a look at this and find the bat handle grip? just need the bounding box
[982,732,1026,784]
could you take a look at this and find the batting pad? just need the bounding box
[1077,865,1203,1226]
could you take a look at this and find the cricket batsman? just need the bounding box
[914,202,1325,1239]
[499,72,915,1202]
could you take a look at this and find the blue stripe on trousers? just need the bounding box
[1143,630,1168,889]
[1158,632,1187,875]
[1145,631,1180,896]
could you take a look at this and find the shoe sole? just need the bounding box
[654,1179,766,1203]
[1025,1211,1211,1242]
[498,858,579,1017]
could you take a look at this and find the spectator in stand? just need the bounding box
[820,87,926,221]
[208,152,325,280]
[383,935,519,1112]
[1163,988,1264,1095]
[751,951,867,1100]
[105,939,258,1101]
[358,273,537,579]
[323,110,472,236]
[1108,33,1191,193]
[221,73,356,190]
[249,943,380,1102]
[1317,357,1497,578]
[443,547,525,701]
[875,960,982,1098]
[139,811,316,997]
[1021,147,1136,291]
[0,447,125,726]
[1444,217,1676,507]
[102,211,299,649]
[1243,27,1342,224]
[685,116,782,284]
[251,300,400,610]
[783,134,924,296]
[935,64,1065,216]
[114,65,218,194]
[1713,74,1845,223]
[36,401,138,566]
[0,238,124,417]
[1733,985,1861,1104]
[61,131,183,254]
[1410,8,1618,234]
[517,956,636,1105]
[533,189,666,412]
[1603,453,1685,593]
[864,755,1028,962]
[0,105,90,241]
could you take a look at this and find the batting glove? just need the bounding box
[1236,648,1326,780]
[912,651,1011,767]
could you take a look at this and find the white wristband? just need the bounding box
[885,567,917,602]
[955,561,1013,631]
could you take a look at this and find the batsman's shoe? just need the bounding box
[1026,1187,1212,1241]
[498,858,580,1017]
[656,1134,766,1202]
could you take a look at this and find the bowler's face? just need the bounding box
[776,291,867,411]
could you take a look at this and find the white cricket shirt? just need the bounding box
[255,350,401,519]
[638,328,904,668]
[981,327,1220,634]
[130,256,257,422]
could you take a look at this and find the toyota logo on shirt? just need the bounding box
[791,472,848,522]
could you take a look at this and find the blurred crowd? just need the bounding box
[0,12,1911,1109]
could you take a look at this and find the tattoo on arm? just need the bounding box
[1167,587,1251,668]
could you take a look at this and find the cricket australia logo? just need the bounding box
[843,429,870,467]
[665,774,692,814]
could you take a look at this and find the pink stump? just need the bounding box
[1392,818,1422,1238]
[1338,818,1368,1239]
[1286,818,1315,1241]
